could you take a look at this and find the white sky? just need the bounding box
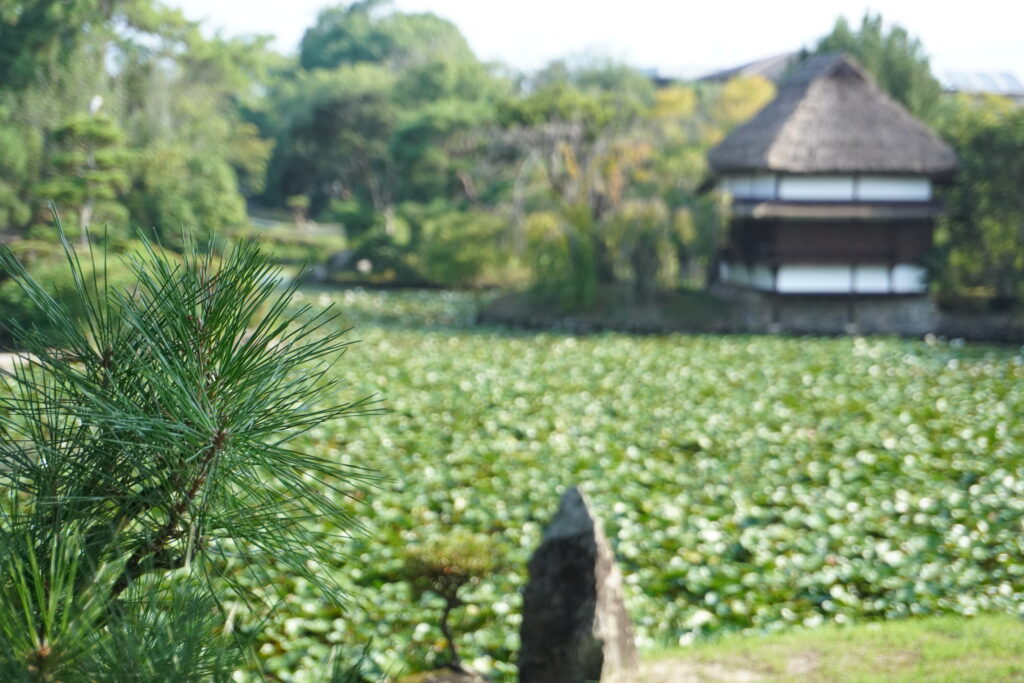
[168,0,1024,80]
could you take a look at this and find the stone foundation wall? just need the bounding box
[480,288,1024,342]
[719,287,939,336]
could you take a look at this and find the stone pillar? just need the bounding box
[518,486,639,683]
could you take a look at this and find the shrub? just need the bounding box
[414,210,507,288]
[226,225,347,267]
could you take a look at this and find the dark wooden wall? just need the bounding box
[727,220,934,265]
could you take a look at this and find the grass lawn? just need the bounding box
[643,614,1024,682]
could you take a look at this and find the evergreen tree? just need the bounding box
[33,113,130,242]
[0,228,374,679]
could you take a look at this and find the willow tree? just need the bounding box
[0,226,373,680]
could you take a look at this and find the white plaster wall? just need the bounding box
[721,174,777,200]
[852,265,890,293]
[722,176,752,198]
[776,265,852,293]
[749,174,777,199]
[724,262,928,294]
[726,175,932,202]
[891,264,927,293]
[778,176,855,201]
[857,176,932,201]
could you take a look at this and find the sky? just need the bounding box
[168,0,1024,81]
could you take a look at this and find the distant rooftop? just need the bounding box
[697,52,800,84]
[941,71,1024,98]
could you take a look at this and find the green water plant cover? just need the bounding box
[0,226,374,681]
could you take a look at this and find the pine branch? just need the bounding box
[110,425,227,600]
[0,227,376,677]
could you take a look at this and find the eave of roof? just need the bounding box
[730,200,945,221]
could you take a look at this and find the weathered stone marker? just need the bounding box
[518,486,639,683]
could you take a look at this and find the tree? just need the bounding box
[498,68,666,301]
[604,198,675,303]
[815,13,943,121]
[524,208,599,311]
[0,0,111,90]
[127,144,249,246]
[0,230,373,678]
[500,81,648,221]
[299,0,475,72]
[280,64,399,224]
[0,1,268,239]
[391,100,497,207]
[0,102,42,229]
[708,76,776,133]
[0,1,192,91]
[401,532,497,672]
[936,96,1024,302]
[116,32,273,241]
[266,1,503,214]
[33,112,130,242]
[412,209,508,287]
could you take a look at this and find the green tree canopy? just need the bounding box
[0,0,190,90]
[0,0,270,239]
[270,64,398,216]
[299,0,474,71]
[814,13,942,121]
[262,2,506,235]
[936,96,1024,301]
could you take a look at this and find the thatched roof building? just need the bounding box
[707,54,957,333]
[708,54,957,177]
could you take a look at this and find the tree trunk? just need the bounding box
[439,597,463,669]
[79,202,94,246]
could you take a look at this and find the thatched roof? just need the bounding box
[708,54,957,176]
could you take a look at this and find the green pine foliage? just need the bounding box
[0,227,375,679]
[0,240,137,349]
